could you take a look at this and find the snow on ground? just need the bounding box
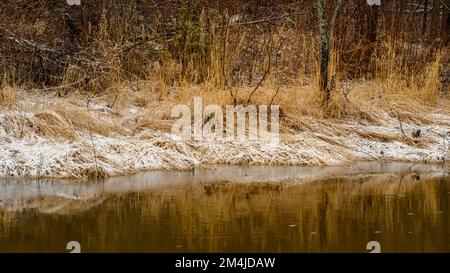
[0,105,449,178]
[342,122,449,163]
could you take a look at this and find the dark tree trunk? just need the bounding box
[430,0,441,40]
[422,0,429,37]
[443,0,450,45]
[357,1,379,77]
[317,0,330,104]
[367,4,379,45]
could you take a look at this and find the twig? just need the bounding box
[359,148,380,161]
[269,81,282,108]
[2,27,104,71]
[342,82,354,102]
[88,125,99,177]
[396,174,405,194]
[245,54,271,105]
[221,13,237,106]
[246,34,287,105]
[108,93,119,109]
[29,77,87,92]
[114,35,162,57]
[397,112,408,139]
[407,162,420,171]
[231,13,296,27]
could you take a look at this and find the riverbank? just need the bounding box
[0,83,449,179]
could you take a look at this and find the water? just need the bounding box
[0,163,449,253]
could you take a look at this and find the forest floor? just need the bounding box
[0,81,449,179]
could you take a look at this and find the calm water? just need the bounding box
[0,163,449,253]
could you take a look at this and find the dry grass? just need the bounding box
[3,72,447,145]
[35,106,117,139]
[0,86,20,108]
[34,111,76,140]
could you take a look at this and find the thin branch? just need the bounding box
[269,82,282,108]
[397,112,408,139]
[88,124,99,177]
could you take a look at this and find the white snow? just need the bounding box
[0,106,448,178]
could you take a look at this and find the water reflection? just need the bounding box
[0,163,448,253]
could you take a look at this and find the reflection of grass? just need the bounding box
[0,174,448,252]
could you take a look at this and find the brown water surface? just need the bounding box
[0,163,448,253]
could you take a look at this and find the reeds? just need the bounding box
[0,85,19,109]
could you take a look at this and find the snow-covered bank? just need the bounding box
[0,114,448,178]
[0,92,449,178]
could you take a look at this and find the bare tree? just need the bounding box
[317,0,342,106]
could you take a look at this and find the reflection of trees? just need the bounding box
[0,174,448,252]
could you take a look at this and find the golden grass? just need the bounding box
[34,111,76,140]
[0,86,20,108]
[6,70,446,148]
[34,105,119,140]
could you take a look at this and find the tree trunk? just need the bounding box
[317,0,330,104]
[422,0,429,37]
[367,4,379,45]
[443,0,450,45]
[357,1,379,77]
[430,0,441,40]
